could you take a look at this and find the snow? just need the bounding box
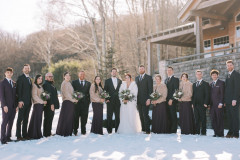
[0,98,240,160]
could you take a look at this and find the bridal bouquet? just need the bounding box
[99,90,110,99]
[72,91,84,103]
[119,89,135,104]
[173,89,183,100]
[40,91,50,106]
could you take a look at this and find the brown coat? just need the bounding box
[61,80,75,103]
[179,80,193,102]
[90,84,103,103]
[153,83,167,104]
[32,84,44,104]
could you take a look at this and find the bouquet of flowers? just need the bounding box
[173,89,183,100]
[119,89,135,104]
[40,91,50,106]
[72,91,84,103]
[150,91,161,106]
[99,90,110,99]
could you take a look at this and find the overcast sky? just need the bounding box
[0,0,44,36]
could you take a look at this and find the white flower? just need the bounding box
[173,93,176,97]
[178,92,183,96]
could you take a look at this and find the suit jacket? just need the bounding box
[16,74,32,105]
[225,70,240,104]
[165,76,179,101]
[210,79,225,107]
[135,74,153,105]
[0,78,17,108]
[72,79,91,106]
[104,78,122,104]
[43,80,60,109]
[192,80,210,106]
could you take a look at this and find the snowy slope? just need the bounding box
[0,98,240,160]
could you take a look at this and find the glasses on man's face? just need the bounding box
[47,76,54,78]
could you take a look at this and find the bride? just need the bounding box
[117,73,142,134]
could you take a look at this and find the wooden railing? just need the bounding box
[168,46,240,64]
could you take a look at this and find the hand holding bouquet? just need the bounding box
[119,89,135,104]
[41,91,50,106]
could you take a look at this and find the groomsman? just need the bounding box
[0,68,17,144]
[16,64,32,140]
[192,70,210,135]
[135,65,153,134]
[42,72,60,137]
[72,71,91,135]
[104,68,122,133]
[225,60,240,138]
[209,70,225,137]
[165,66,179,133]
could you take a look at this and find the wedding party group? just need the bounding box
[0,59,239,145]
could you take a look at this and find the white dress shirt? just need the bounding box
[112,77,118,89]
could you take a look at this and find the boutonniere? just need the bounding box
[13,81,16,87]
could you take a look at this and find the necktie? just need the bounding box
[139,75,142,81]
[228,73,231,78]
[80,81,84,87]
[196,81,200,87]
[212,82,215,88]
[27,77,31,85]
[9,80,13,88]
[167,77,171,82]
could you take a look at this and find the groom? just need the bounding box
[135,65,153,134]
[104,68,122,134]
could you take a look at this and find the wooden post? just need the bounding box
[195,16,204,58]
[147,41,154,75]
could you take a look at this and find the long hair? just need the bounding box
[94,76,103,93]
[34,74,42,89]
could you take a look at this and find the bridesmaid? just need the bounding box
[28,74,46,139]
[90,76,105,135]
[178,73,195,135]
[151,75,168,134]
[56,72,77,136]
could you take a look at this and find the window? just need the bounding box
[236,13,240,22]
[236,26,240,38]
[204,40,211,50]
[213,36,229,49]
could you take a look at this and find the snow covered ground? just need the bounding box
[0,98,240,160]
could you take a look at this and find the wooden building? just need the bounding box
[139,0,240,75]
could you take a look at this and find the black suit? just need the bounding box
[165,76,179,133]
[192,80,210,135]
[42,80,60,137]
[225,70,240,137]
[16,74,32,138]
[210,79,225,137]
[72,79,91,134]
[104,78,122,133]
[135,74,153,133]
[0,78,17,144]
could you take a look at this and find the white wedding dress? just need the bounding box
[117,81,142,134]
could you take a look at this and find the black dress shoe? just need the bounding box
[1,142,7,145]
[145,131,151,134]
[7,138,13,142]
[226,134,233,138]
[213,135,216,137]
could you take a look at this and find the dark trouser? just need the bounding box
[73,102,89,134]
[210,105,224,137]
[16,103,31,138]
[28,104,44,139]
[194,105,207,135]
[107,102,120,133]
[1,107,16,143]
[91,102,103,135]
[167,101,178,133]
[226,103,239,137]
[43,105,55,137]
[137,104,150,132]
